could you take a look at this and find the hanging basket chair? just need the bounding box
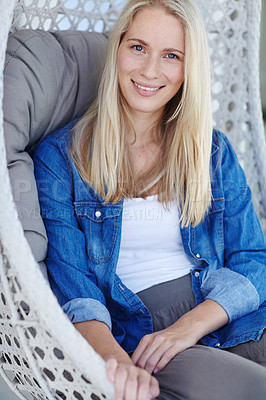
[0,1,265,399]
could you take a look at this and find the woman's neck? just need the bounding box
[127,110,162,147]
[127,127,162,181]
[125,111,164,196]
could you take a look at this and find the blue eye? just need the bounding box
[167,53,178,59]
[133,45,143,52]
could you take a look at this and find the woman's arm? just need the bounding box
[74,320,131,363]
[204,131,266,322]
[33,127,110,318]
[132,299,228,374]
[34,131,159,400]
[75,320,160,400]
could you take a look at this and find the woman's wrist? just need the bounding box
[74,320,133,364]
[175,299,229,341]
[130,299,228,374]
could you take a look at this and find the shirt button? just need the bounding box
[195,253,201,259]
[95,210,101,218]
[215,343,221,348]
[194,271,200,277]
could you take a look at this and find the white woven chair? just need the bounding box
[0,1,265,399]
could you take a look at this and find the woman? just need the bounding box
[33,0,266,399]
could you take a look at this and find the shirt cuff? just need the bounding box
[201,269,260,323]
[62,298,112,330]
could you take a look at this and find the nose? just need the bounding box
[139,56,161,80]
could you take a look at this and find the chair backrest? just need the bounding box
[0,1,265,400]
[4,29,108,274]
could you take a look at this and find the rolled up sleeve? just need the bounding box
[63,298,112,329]
[203,131,266,322]
[201,268,260,323]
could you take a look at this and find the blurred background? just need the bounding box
[0,0,266,399]
[261,0,266,129]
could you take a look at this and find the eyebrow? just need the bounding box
[127,38,185,55]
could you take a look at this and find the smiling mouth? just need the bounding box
[132,80,163,92]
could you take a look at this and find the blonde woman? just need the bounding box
[34,0,266,399]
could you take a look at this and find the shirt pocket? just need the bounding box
[74,202,122,264]
[191,198,225,258]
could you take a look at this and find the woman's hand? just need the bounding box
[106,358,160,400]
[131,324,197,374]
[75,320,159,399]
[131,299,229,374]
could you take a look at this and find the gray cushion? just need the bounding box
[4,29,108,269]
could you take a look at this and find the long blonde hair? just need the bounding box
[71,0,213,227]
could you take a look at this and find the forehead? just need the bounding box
[124,6,185,48]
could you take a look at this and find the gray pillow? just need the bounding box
[3,29,108,272]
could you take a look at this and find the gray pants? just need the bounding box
[137,275,266,400]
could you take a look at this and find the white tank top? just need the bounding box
[116,195,195,293]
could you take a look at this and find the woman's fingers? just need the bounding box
[140,344,174,374]
[136,374,150,400]
[131,334,159,365]
[137,369,159,400]
[131,336,149,365]
[132,334,173,373]
[144,337,190,373]
[106,358,129,400]
[151,344,179,373]
[149,375,160,399]
[114,364,130,400]
[106,360,160,400]
[125,365,139,400]
[106,358,118,383]
[132,329,197,374]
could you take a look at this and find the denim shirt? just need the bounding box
[33,120,266,353]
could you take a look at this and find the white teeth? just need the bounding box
[134,81,160,91]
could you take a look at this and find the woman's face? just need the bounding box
[117,6,185,121]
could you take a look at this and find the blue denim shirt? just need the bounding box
[33,120,266,353]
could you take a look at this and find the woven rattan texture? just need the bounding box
[0,247,113,400]
[12,0,124,32]
[1,4,114,400]
[0,0,265,399]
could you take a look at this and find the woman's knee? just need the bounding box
[225,329,266,367]
[154,345,266,400]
